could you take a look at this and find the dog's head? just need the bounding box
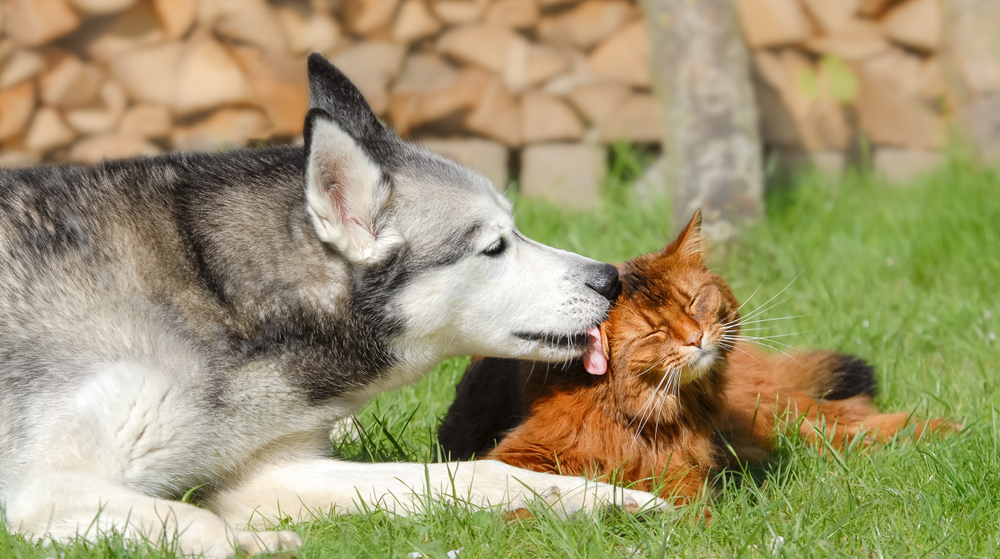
[303,54,617,371]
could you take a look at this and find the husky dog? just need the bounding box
[0,54,661,557]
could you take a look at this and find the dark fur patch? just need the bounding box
[822,353,877,401]
[438,358,529,460]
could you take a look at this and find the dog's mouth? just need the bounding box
[513,325,608,375]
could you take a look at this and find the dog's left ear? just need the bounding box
[305,114,396,263]
[303,54,398,263]
[305,53,382,142]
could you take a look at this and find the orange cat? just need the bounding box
[438,211,952,504]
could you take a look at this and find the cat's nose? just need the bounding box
[586,263,621,302]
[686,331,704,348]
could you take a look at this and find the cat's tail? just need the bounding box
[802,351,878,401]
[729,347,877,402]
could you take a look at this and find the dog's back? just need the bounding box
[0,147,314,499]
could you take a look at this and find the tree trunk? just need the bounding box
[940,0,1000,166]
[641,0,763,241]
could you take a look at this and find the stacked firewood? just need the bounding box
[0,0,655,185]
[741,0,947,158]
[0,0,948,196]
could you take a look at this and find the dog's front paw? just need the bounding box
[232,529,303,557]
[478,461,668,518]
[533,477,667,517]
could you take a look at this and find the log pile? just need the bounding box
[741,0,948,176]
[0,0,951,197]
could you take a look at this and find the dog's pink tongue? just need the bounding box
[584,325,607,375]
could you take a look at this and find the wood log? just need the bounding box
[421,138,510,189]
[485,0,539,29]
[599,93,663,142]
[86,2,165,63]
[0,80,36,141]
[520,142,604,209]
[279,3,342,54]
[465,77,521,146]
[882,0,940,52]
[111,42,183,108]
[65,80,128,134]
[854,65,945,149]
[39,55,103,109]
[24,106,76,153]
[503,40,571,93]
[802,18,891,60]
[118,104,173,139]
[152,0,197,40]
[437,24,518,74]
[203,0,288,53]
[521,91,584,142]
[391,0,442,43]
[171,107,269,151]
[343,0,401,35]
[858,0,895,17]
[537,1,636,50]
[329,41,405,115]
[172,31,255,116]
[68,0,136,16]
[69,133,162,164]
[0,49,44,89]
[588,20,650,87]
[733,0,810,49]
[430,0,490,25]
[3,0,80,47]
[567,82,631,127]
[799,0,859,34]
[230,47,310,137]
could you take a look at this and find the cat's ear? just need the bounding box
[663,210,708,263]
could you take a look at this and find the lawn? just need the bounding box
[3,154,998,558]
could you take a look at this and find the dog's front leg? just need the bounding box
[206,458,668,526]
[5,472,301,558]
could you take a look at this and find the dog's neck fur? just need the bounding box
[164,146,405,406]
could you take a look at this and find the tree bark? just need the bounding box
[940,0,1000,166]
[642,0,763,241]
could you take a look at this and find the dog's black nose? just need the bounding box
[586,263,621,302]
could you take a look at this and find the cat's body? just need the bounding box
[439,212,950,502]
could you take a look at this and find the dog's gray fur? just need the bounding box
[0,54,660,557]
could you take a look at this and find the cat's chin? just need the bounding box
[680,348,720,382]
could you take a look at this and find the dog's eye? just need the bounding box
[482,238,506,257]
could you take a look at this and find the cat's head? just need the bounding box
[603,211,740,386]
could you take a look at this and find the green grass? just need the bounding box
[3,155,999,558]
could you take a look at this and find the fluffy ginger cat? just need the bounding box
[438,211,952,505]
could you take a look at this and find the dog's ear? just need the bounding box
[305,53,381,143]
[305,114,397,263]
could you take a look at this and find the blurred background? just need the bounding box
[0,0,992,219]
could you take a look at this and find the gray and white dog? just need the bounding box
[0,54,660,557]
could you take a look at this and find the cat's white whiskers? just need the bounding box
[731,331,811,341]
[724,294,798,330]
[722,274,801,327]
[629,362,674,445]
[721,278,767,324]
[734,338,803,366]
[727,314,810,328]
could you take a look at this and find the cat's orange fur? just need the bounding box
[438,212,954,505]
